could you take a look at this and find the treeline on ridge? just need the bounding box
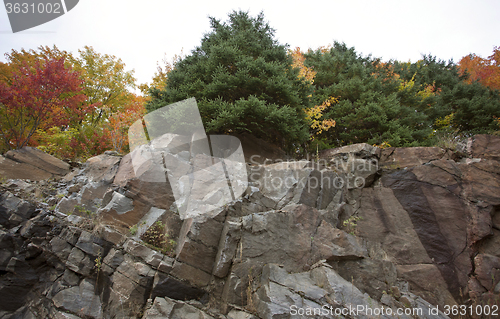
[1,10,500,161]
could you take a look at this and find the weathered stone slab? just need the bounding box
[470,134,500,160]
[5,146,70,176]
[380,147,449,169]
[52,279,103,319]
[170,261,211,288]
[0,155,52,181]
[82,153,121,183]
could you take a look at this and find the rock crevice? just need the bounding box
[0,134,499,318]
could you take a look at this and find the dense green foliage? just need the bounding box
[393,56,500,135]
[147,11,311,152]
[148,12,500,155]
[2,11,498,160]
[305,43,433,147]
[305,45,500,148]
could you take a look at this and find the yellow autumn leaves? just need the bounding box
[304,97,337,136]
[289,47,337,139]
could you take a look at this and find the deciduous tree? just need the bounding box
[139,51,184,97]
[0,45,140,159]
[459,47,500,92]
[0,57,86,151]
[73,46,136,125]
[105,94,146,153]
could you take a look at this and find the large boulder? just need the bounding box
[469,134,500,160]
[5,146,70,176]
[0,146,70,180]
[217,204,367,306]
[250,263,449,319]
[82,152,122,183]
[0,155,53,180]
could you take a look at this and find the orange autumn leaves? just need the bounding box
[0,46,145,159]
[289,47,316,84]
[459,46,500,92]
[2,43,498,160]
[0,57,87,149]
[106,95,146,153]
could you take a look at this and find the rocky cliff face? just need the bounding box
[0,135,499,319]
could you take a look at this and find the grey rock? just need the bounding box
[6,146,70,176]
[62,269,80,286]
[311,220,368,261]
[107,270,149,317]
[66,247,94,276]
[334,258,397,302]
[123,239,162,266]
[78,181,111,213]
[75,231,103,256]
[100,191,134,216]
[158,256,174,273]
[143,296,175,318]
[469,134,500,161]
[151,272,206,301]
[213,217,242,278]
[474,254,500,291]
[52,279,102,318]
[176,223,218,273]
[55,197,78,215]
[103,248,124,269]
[0,192,35,228]
[59,226,82,245]
[143,297,214,319]
[226,309,259,319]
[115,254,154,287]
[379,146,449,169]
[50,309,83,319]
[100,226,126,246]
[82,153,121,183]
[170,261,211,288]
[50,236,73,261]
[0,192,35,219]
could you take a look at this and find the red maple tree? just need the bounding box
[0,57,88,150]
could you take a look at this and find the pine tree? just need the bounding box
[305,42,433,147]
[147,11,311,153]
[394,55,500,135]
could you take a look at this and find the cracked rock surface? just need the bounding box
[0,134,499,318]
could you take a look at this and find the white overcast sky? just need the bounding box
[1,0,499,89]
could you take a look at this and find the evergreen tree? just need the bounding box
[147,11,311,152]
[394,55,500,135]
[305,42,433,147]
